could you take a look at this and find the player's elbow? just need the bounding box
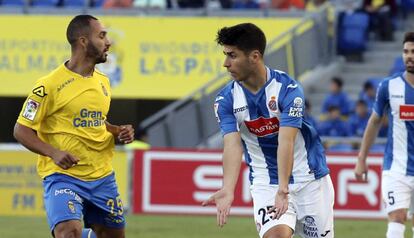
[13,123,22,142]
[13,123,27,143]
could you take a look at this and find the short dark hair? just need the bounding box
[66,15,98,45]
[327,105,340,112]
[356,99,367,106]
[363,80,374,91]
[403,32,414,44]
[216,23,266,55]
[331,77,343,88]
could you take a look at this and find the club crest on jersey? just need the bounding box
[268,96,277,112]
[244,117,279,137]
[400,105,414,120]
[68,201,76,214]
[22,99,40,121]
[101,83,108,96]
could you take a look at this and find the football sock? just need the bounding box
[82,228,97,238]
[386,222,405,238]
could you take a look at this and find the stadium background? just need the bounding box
[0,0,413,237]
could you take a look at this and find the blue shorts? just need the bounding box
[43,173,125,232]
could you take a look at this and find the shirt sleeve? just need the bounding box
[373,80,388,117]
[214,94,238,136]
[278,82,304,128]
[16,79,52,131]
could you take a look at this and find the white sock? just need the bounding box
[386,222,405,238]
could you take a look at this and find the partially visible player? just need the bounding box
[355,32,414,238]
[202,23,334,238]
[13,15,134,238]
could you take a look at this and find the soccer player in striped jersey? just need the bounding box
[202,23,334,238]
[355,32,414,238]
[13,15,134,238]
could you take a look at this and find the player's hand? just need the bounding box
[118,125,134,144]
[268,188,289,220]
[201,189,234,227]
[50,150,80,170]
[355,159,368,181]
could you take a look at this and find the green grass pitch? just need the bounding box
[0,215,411,237]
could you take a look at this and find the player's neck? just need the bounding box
[241,66,267,94]
[66,57,95,77]
[405,71,414,87]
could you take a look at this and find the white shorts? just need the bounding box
[251,175,334,238]
[382,171,414,213]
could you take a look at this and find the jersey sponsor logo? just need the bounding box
[233,105,248,114]
[73,108,105,127]
[32,86,47,97]
[101,82,108,96]
[268,96,277,112]
[288,97,303,117]
[215,96,224,102]
[54,188,83,203]
[57,78,74,92]
[321,230,331,237]
[400,105,414,120]
[287,83,298,89]
[303,216,319,237]
[22,99,40,121]
[288,106,303,117]
[214,103,220,123]
[244,116,279,137]
[391,94,403,99]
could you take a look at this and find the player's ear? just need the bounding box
[78,36,88,49]
[249,50,261,63]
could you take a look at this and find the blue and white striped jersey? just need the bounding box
[374,73,414,175]
[214,67,329,185]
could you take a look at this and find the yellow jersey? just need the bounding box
[17,63,115,181]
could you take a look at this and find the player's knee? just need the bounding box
[263,226,292,238]
[92,227,125,238]
[389,209,408,223]
[54,221,82,238]
[263,233,291,238]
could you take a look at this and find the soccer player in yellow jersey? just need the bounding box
[13,15,134,238]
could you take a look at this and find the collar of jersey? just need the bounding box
[61,61,95,79]
[237,66,273,97]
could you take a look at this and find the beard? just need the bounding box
[406,64,414,74]
[86,42,107,64]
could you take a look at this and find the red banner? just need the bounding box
[132,149,385,218]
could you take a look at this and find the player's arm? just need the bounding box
[13,122,79,169]
[222,132,243,193]
[355,79,387,181]
[269,126,297,220]
[202,132,243,227]
[268,76,303,219]
[105,121,134,144]
[355,111,382,181]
